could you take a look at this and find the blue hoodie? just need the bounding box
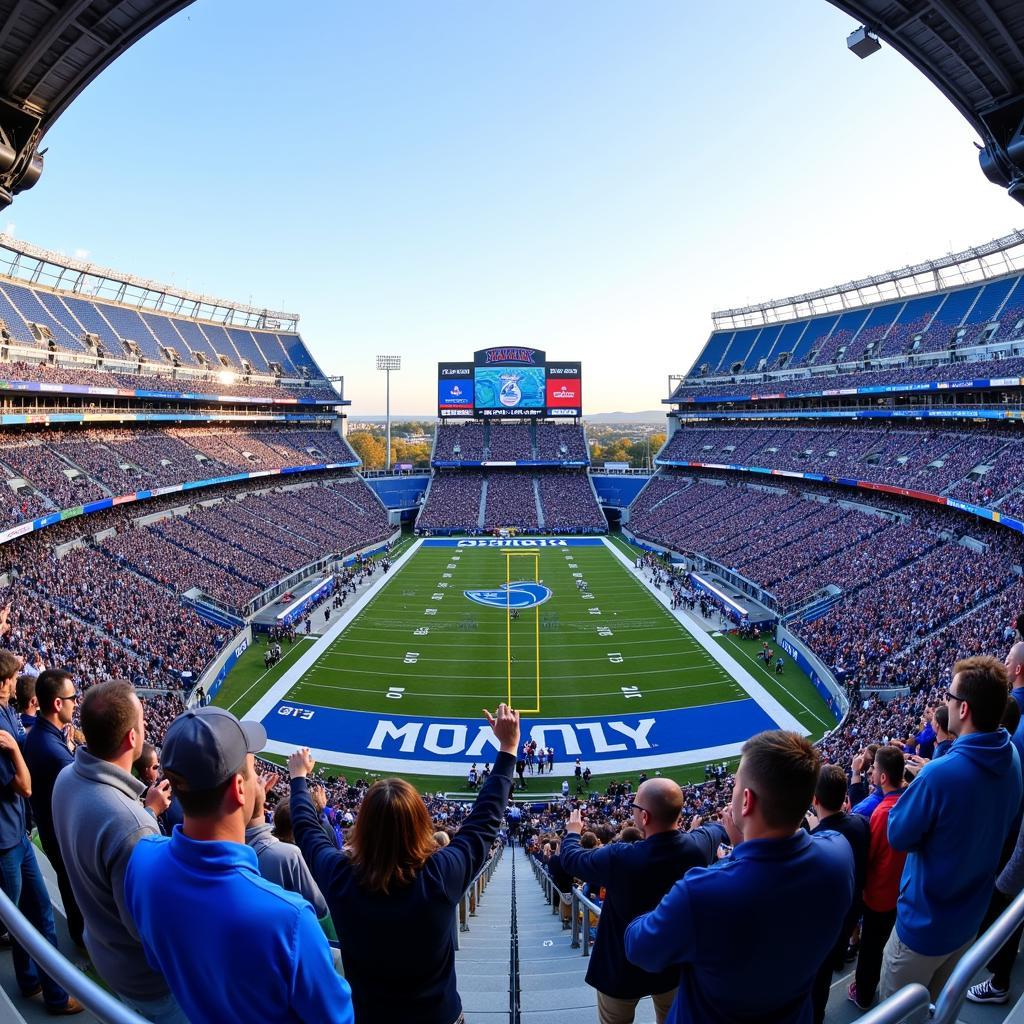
[887,729,1023,955]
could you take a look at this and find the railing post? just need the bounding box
[469,886,476,916]
[570,890,580,949]
[459,892,469,932]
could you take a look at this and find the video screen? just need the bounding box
[437,362,474,417]
[473,366,546,414]
[545,362,582,417]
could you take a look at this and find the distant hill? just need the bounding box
[584,411,666,425]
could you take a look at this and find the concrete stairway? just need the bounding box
[517,851,656,1024]
[455,851,513,1022]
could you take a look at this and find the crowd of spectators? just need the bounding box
[0,359,339,401]
[484,472,539,529]
[487,423,534,461]
[433,423,485,461]
[538,473,606,531]
[0,426,359,526]
[417,472,484,531]
[536,422,589,461]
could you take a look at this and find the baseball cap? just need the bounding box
[161,706,267,791]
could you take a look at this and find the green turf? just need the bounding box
[217,538,835,792]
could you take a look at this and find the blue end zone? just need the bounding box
[262,699,778,767]
[421,537,605,548]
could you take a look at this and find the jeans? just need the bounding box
[0,833,70,1008]
[121,989,190,1024]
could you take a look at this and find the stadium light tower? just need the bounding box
[376,355,401,471]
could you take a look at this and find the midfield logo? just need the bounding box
[463,581,552,610]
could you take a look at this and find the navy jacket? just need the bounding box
[625,830,854,1024]
[291,749,515,1024]
[810,810,869,930]
[22,717,72,847]
[559,823,725,999]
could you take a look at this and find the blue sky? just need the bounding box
[9,1,1021,415]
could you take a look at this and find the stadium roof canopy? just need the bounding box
[0,0,194,207]
[829,0,1024,203]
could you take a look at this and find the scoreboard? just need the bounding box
[437,348,582,418]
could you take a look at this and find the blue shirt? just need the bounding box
[22,717,72,846]
[0,702,26,850]
[888,729,1023,955]
[125,828,353,1024]
[625,830,854,1024]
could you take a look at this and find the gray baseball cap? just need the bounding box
[161,706,267,791]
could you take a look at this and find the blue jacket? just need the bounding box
[124,828,353,1024]
[559,824,725,999]
[0,702,26,850]
[291,750,515,1024]
[888,728,1023,955]
[22,717,72,847]
[625,830,854,1024]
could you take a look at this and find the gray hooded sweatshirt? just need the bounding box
[51,747,169,1000]
[245,822,329,919]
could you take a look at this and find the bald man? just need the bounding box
[560,778,725,1024]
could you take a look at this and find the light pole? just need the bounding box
[376,355,401,472]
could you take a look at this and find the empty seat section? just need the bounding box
[741,324,782,371]
[716,328,759,372]
[60,296,129,357]
[768,320,808,368]
[226,328,271,371]
[93,301,165,361]
[957,277,1017,346]
[35,292,93,349]
[1,282,87,351]
[809,309,869,365]
[198,323,245,367]
[142,312,196,359]
[877,293,944,358]
[689,331,733,377]
[279,333,320,374]
[169,317,222,366]
[842,302,902,362]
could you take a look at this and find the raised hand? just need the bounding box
[566,808,584,834]
[144,779,172,816]
[483,703,521,755]
[287,748,316,779]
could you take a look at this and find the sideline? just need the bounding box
[241,539,425,722]
[599,537,808,736]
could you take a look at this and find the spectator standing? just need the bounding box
[932,706,954,759]
[624,731,854,1024]
[51,679,178,1022]
[286,703,519,1024]
[559,779,725,1024]
[880,656,1023,1000]
[15,673,37,731]
[849,746,907,1009]
[0,649,81,1015]
[124,706,353,1024]
[808,764,869,1024]
[132,742,183,836]
[244,769,329,921]
[21,669,85,948]
[967,811,1024,1004]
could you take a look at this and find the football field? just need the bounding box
[233,537,837,781]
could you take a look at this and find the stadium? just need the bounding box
[0,2,1022,1024]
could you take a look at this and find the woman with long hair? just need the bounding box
[287,703,520,1024]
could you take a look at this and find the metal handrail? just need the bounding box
[455,843,504,946]
[0,885,148,1024]
[932,886,1024,1023]
[853,983,931,1024]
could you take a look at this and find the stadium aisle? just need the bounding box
[519,856,656,1024]
[455,852,514,1022]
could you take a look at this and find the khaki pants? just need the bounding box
[596,988,677,1024]
[879,931,973,1002]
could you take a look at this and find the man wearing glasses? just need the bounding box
[879,655,1023,1001]
[559,778,725,1024]
[23,669,85,948]
[0,651,82,1014]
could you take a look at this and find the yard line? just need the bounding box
[225,638,315,715]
